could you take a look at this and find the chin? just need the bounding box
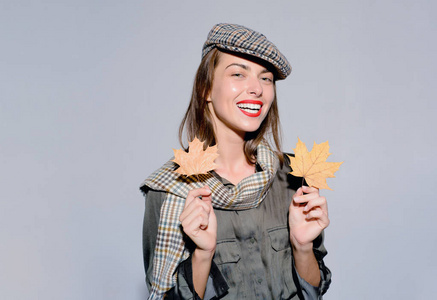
[240,123,263,134]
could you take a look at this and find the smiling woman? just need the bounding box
[141,23,331,300]
[207,52,276,144]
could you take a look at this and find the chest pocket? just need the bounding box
[268,226,291,251]
[213,239,245,296]
[214,239,240,264]
[267,226,298,298]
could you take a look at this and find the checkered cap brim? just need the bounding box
[202,23,291,80]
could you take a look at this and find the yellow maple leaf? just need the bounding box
[287,138,343,190]
[172,137,219,177]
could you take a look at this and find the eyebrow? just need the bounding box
[225,63,249,70]
[225,63,271,74]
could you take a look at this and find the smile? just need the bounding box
[236,100,263,117]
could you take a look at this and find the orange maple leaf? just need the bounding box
[172,137,219,177]
[287,138,343,190]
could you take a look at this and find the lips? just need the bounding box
[236,100,263,117]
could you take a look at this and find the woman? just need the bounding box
[142,23,331,299]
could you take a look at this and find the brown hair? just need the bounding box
[178,48,283,164]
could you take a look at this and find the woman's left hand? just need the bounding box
[288,185,330,251]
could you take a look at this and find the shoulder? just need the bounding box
[139,158,179,193]
[139,158,177,213]
[140,184,166,200]
[274,152,302,191]
[277,152,293,175]
[142,189,167,217]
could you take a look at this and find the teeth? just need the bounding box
[237,103,261,111]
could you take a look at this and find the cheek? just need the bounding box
[229,82,239,93]
[211,80,240,101]
[261,95,275,116]
[265,89,275,106]
[262,103,273,116]
[209,85,221,102]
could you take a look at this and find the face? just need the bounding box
[207,52,275,137]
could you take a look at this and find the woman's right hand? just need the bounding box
[179,186,217,254]
[179,186,217,298]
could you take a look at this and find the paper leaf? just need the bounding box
[287,138,343,190]
[172,137,219,177]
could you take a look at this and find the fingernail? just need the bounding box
[294,196,300,201]
[303,205,308,211]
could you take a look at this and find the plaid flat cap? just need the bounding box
[202,23,291,80]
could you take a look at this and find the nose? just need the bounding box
[247,77,262,97]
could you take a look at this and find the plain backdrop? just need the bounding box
[1,1,436,299]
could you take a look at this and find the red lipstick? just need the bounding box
[236,100,263,117]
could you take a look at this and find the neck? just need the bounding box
[214,127,256,185]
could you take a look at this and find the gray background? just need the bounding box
[1,1,436,299]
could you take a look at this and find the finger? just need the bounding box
[294,191,320,204]
[184,214,210,235]
[194,198,213,230]
[180,205,210,231]
[302,185,319,194]
[180,197,211,222]
[303,196,327,212]
[305,207,330,225]
[199,199,215,229]
[186,186,211,202]
[291,188,304,206]
[293,187,304,198]
[305,207,324,220]
[180,200,210,225]
[184,186,211,208]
